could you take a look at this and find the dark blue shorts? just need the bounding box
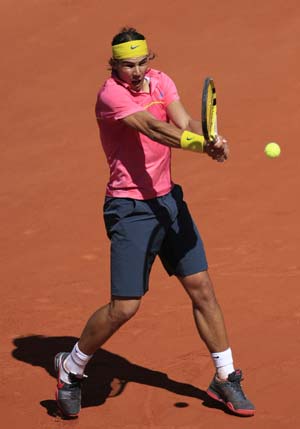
[103,184,208,297]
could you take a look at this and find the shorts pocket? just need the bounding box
[103,198,136,236]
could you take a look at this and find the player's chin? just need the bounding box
[130,79,143,91]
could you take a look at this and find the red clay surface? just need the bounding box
[1,1,300,428]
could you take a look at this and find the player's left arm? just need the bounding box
[167,100,229,161]
[167,100,204,132]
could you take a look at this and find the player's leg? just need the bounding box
[178,271,229,353]
[78,297,141,355]
[55,196,168,417]
[55,297,140,417]
[159,185,255,416]
[178,272,254,415]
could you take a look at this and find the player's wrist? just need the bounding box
[180,131,206,153]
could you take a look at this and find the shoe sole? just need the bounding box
[207,388,255,416]
[54,353,79,418]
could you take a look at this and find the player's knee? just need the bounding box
[194,278,216,304]
[184,274,217,309]
[109,299,140,326]
[198,282,217,306]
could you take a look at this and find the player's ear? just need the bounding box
[109,58,118,71]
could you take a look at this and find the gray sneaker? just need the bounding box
[54,352,86,417]
[207,369,255,416]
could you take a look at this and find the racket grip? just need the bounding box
[180,131,206,153]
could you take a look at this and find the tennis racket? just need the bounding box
[201,77,218,142]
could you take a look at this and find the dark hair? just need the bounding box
[108,27,155,69]
[111,27,145,46]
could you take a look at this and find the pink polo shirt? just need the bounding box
[95,69,180,199]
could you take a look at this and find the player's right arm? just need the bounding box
[122,102,227,160]
[121,98,203,146]
[121,109,183,148]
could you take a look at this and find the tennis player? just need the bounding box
[54,27,255,418]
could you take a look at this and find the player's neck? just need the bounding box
[142,77,150,93]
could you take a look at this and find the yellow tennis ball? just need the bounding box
[264,142,281,158]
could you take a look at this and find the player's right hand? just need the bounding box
[205,135,229,162]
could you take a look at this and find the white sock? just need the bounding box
[211,347,235,380]
[58,358,72,384]
[64,342,93,377]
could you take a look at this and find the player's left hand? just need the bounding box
[205,135,229,162]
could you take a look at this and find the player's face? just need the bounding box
[115,56,149,91]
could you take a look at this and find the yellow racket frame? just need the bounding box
[202,77,218,142]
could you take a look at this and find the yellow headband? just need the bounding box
[112,40,149,60]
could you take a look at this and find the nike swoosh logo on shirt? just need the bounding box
[130,45,139,49]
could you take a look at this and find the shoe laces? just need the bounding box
[227,370,247,399]
[68,373,87,387]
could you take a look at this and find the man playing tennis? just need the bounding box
[54,27,255,418]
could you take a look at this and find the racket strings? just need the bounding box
[207,86,217,139]
[206,86,214,138]
[202,78,218,142]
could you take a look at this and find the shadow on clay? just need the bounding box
[12,334,236,418]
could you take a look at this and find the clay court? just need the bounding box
[1,0,300,427]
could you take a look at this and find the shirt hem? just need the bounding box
[105,185,174,200]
